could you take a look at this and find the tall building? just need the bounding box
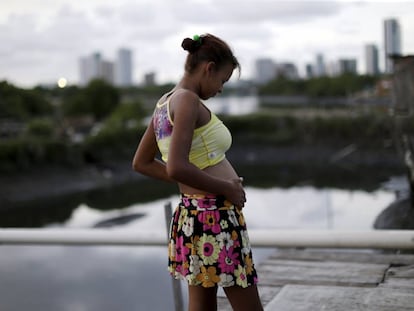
[365,44,380,75]
[275,63,299,80]
[315,53,326,77]
[326,61,340,77]
[115,48,133,87]
[384,18,402,73]
[338,59,357,75]
[100,60,114,85]
[79,52,101,86]
[79,52,114,86]
[254,58,276,85]
[305,64,315,79]
[144,72,156,86]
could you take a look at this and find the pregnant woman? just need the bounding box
[132,33,263,311]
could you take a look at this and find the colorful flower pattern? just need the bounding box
[153,103,173,140]
[168,194,259,288]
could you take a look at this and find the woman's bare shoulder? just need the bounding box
[169,89,201,117]
[171,88,200,104]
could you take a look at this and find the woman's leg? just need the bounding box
[188,285,218,311]
[223,285,263,311]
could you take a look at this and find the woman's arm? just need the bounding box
[132,120,175,183]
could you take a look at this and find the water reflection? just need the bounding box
[60,186,394,231]
[207,95,259,115]
[0,179,178,228]
[0,163,397,228]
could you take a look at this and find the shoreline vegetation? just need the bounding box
[1,77,412,212]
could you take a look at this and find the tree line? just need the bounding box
[0,79,151,171]
[257,73,380,97]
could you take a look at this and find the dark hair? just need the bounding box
[181,33,241,75]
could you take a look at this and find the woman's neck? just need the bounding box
[176,73,201,94]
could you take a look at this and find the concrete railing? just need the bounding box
[1,228,414,249]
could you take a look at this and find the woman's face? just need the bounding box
[200,62,234,100]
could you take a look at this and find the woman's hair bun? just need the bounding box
[181,37,201,54]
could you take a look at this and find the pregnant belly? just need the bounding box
[178,158,240,195]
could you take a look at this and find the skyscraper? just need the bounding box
[365,44,380,75]
[275,63,299,80]
[338,59,357,75]
[315,53,326,77]
[115,48,133,87]
[384,18,402,73]
[79,52,114,86]
[79,52,102,86]
[305,64,315,79]
[255,58,276,85]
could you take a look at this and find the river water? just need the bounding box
[207,95,259,115]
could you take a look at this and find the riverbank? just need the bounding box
[0,161,144,210]
[0,144,405,212]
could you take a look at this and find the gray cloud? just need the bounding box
[1,0,414,86]
[170,0,343,24]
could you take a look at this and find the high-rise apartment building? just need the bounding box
[275,63,299,80]
[384,18,402,73]
[365,44,380,75]
[315,53,326,77]
[100,60,114,85]
[338,59,357,75]
[144,72,156,86]
[79,52,101,86]
[305,64,315,79]
[115,48,133,87]
[79,52,114,86]
[255,58,276,85]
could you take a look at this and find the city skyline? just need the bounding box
[79,48,133,87]
[1,1,414,87]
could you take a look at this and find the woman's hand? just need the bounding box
[224,177,246,210]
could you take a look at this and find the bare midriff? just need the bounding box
[178,158,239,195]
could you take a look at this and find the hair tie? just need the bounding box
[193,34,202,46]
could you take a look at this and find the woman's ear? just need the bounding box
[205,61,216,75]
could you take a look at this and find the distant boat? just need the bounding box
[93,213,145,228]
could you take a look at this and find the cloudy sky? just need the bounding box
[1,0,414,87]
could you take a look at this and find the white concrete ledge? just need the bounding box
[249,229,414,249]
[0,229,167,246]
[0,229,413,249]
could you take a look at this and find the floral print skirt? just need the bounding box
[168,193,259,288]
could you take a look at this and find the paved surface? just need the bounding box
[217,248,414,311]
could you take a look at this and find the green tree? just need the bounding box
[258,77,306,95]
[26,118,55,138]
[104,100,145,128]
[61,80,120,120]
[61,92,90,117]
[84,79,120,120]
[257,74,379,97]
[0,81,53,120]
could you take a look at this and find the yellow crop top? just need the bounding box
[152,98,232,170]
